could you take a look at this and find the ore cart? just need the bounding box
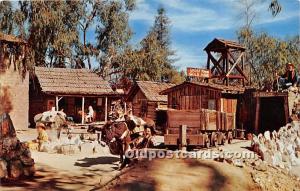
[164,109,235,149]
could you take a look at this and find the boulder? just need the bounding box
[9,160,23,178]
[59,144,80,155]
[23,165,35,177]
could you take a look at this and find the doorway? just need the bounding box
[259,97,286,133]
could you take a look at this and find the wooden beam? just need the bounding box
[283,96,289,124]
[207,51,224,75]
[81,97,85,124]
[225,52,229,86]
[179,125,187,151]
[228,56,248,81]
[226,52,244,77]
[105,96,108,122]
[254,97,260,134]
[56,96,59,111]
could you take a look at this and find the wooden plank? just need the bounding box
[226,52,243,77]
[254,97,260,134]
[179,125,187,151]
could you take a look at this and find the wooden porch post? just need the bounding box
[124,102,127,114]
[56,96,59,111]
[81,97,85,124]
[105,96,108,122]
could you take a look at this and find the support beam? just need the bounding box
[179,125,187,151]
[226,52,244,77]
[254,97,260,134]
[105,97,108,122]
[81,97,85,124]
[56,96,59,111]
[124,102,127,114]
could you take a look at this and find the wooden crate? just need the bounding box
[164,134,179,145]
[164,134,206,146]
[167,110,202,129]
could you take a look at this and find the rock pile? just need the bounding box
[0,113,35,179]
[39,133,110,155]
[251,121,300,170]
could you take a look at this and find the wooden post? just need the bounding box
[105,96,108,122]
[124,102,127,114]
[81,97,85,124]
[56,96,59,111]
[206,50,210,83]
[179,125,187,151]
[254,97,260,134]
[283,96,289,124]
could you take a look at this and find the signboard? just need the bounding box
[187,68,210,78]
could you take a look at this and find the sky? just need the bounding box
[127,0,300,70]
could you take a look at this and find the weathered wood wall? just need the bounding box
[0,65,29,130]
[130,89,164,121]
[166,109,236,132]
[166,83,222,111]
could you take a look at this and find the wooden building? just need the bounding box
[239,89,289,134]
[126,81,174,121]
[0,33,29,130]
[160,81,223,111]
[29,67,121,126]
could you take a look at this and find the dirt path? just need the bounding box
[0,151,121,191]
[99,158,260,191]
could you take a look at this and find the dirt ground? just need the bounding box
[0,129,299,191]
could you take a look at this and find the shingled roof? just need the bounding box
[160,81,245,95]
[204,38,245,52]
[127,81,175,102]
[34,67,117,96]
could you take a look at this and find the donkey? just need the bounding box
[88,120,132,169]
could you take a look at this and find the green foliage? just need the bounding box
[238,27,299,87]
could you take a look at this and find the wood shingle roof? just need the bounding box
[127,81,175,102]
[34,67,117,96]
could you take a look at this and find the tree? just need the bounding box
[151,7,175,81]
[95,0,135,79]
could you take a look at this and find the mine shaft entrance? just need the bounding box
[259,97,286,133]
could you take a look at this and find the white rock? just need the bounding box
[264,131,271,140]
[272,151,283,166]
[79,142,95,154]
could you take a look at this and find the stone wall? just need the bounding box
[0,65,29,130]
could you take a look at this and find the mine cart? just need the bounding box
[164,109,235,149]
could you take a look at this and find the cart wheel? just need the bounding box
[211,132,218,147]
[221,134,226,145]
[228,132,233,144]
[205,140,210,148]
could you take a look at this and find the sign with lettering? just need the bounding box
[187,68,210,78]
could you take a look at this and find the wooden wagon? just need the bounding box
[164,109,235,148]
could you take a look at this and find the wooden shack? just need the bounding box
[126,81,174,121]
[239,89,289,134]
[159,81,246,112]
[29,67,122,126]
[0,33,29,130]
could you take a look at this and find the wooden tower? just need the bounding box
[204,38,248,86]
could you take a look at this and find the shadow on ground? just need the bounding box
[74,156,119,167]
[0,166,97,191]
[96,159,231,191]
